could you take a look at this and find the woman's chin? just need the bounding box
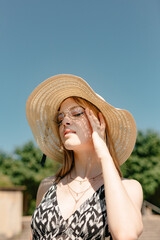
[64,139,81,150]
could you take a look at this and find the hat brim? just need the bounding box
[26,74,137,165]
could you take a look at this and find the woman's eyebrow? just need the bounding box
[59,105,83,113]
[70,106,82,110]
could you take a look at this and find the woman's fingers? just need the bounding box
[99,112,106,128]
[85,108,105,127]
[85,108,106,139]
[85,108,99,128]
[85,108,108,158]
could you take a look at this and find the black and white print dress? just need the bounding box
[31,183,112,239]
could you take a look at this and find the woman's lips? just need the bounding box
[64,129,76,136]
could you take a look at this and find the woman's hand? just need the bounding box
[85,108,110,160]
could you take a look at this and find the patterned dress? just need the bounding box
[31,183,112,239]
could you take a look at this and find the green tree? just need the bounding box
[0,172,14,187]
[0,141,60,215]
[0,151,15,186]
[121,130,160,207]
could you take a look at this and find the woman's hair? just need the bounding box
[54,97,122,183]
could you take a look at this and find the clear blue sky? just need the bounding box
[0,0,160,153]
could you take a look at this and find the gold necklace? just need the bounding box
[67,182,92,203]
[69,172,102,185]
[67,173,102,204]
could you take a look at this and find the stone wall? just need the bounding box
[0,187,24,239]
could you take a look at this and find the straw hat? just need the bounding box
[26,74,137,165]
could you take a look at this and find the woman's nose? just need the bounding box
[62,114,72,125]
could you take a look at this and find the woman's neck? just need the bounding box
[73,147,102,179]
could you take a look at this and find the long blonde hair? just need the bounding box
[55,97,122,183]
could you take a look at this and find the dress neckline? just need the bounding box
[55,183,104,223]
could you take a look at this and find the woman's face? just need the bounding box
[58,98,92,151]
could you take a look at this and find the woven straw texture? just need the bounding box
[26,74,137,165]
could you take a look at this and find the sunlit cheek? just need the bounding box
[82,127,92,140]
[80,120,92,141]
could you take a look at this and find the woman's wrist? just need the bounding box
[98,149,113,164]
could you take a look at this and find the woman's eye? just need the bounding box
[74,113,81,116]
[71,107,84,116]
[72,111,84,117]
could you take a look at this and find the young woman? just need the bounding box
[26,74,143,240]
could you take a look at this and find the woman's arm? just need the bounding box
[86,109,143,240]
[101,154,143,240]
[30,232,32,240]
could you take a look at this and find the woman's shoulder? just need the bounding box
[122,178,143,209]
[122,178,142,189]
[40,175,56,184]
[36,175,56,207]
